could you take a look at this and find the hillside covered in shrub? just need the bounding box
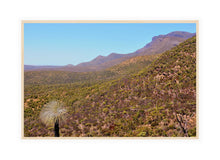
[24,36,197,137]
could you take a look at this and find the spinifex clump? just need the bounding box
[40,101,67,137]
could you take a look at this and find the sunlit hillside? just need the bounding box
[24,36,196,137]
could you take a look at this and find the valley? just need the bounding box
[24,35,197,137]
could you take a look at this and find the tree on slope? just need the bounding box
[40,100,67,137]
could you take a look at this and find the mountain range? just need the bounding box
[24,31,195,72]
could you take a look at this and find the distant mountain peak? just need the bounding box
[66,64,74,67]
[109,53,117,56]
[95,55,105,60]
[152,31,195,42]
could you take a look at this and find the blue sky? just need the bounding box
[24,23,196,65]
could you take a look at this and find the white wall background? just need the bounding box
[0,0,219,159]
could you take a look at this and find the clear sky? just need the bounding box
[24,23,196,65]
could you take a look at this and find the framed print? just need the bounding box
[22,20,198,138]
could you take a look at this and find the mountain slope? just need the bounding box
[24,36,197,137]
[71,36,196,137]
[135,31,196,55]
